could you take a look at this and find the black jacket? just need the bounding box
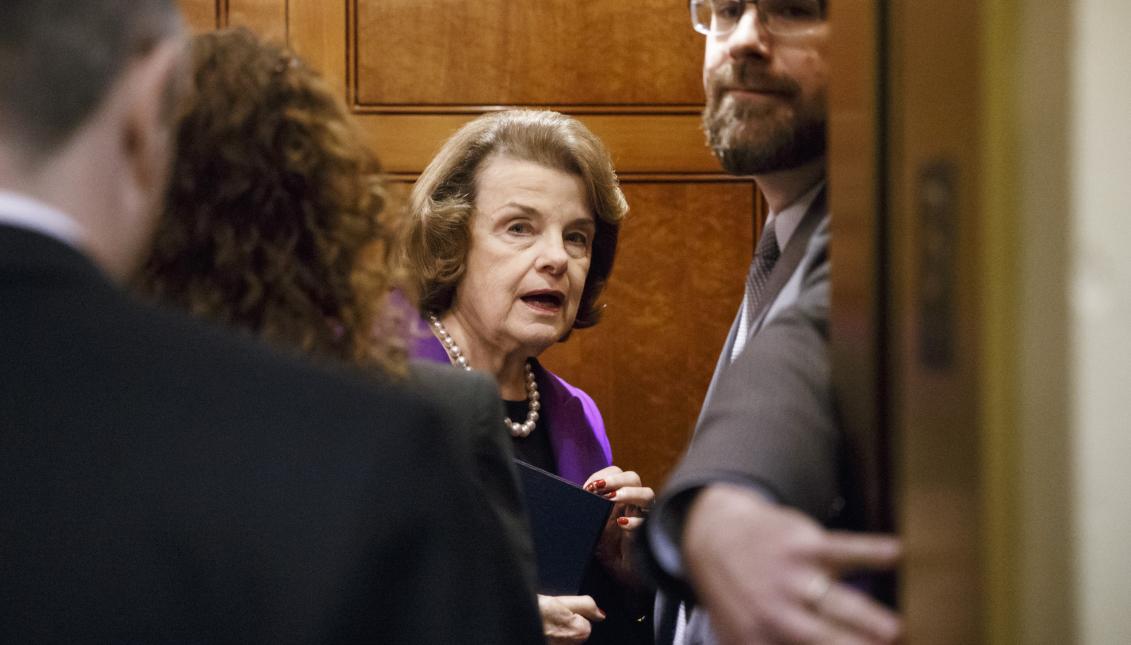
[0,225,543,643]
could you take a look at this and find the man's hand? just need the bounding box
[683,484,902,645]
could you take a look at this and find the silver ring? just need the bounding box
[803,574,833,610]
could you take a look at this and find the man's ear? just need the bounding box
[120,38,187,201]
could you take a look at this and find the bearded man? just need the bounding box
[640,2,903,644]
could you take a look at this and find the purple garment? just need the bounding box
[410,322,613,485]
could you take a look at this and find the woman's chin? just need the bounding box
[513,326,566,356]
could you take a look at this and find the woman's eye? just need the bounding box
[507,221,533,235]
[565,231,591,247]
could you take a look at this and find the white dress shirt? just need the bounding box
[0,190,85,249]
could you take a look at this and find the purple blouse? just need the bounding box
[411,325,612,486]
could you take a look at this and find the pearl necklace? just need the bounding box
[428,314,540,438]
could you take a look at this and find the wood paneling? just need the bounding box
[287,0,347,88]
[360,113,719,176]
[354,0,704,110]
[177,0,286,42]
[227,0,288,44]
[541,181,755,487]
[179,0,219,31]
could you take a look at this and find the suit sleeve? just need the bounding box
[405,361,538,594]
[463,369,540,594]
[663,239,837,519]
[640,221,838,593]
[358,397,545,644]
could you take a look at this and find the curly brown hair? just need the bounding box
[135,28,406,375]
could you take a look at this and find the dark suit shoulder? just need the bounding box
[405,360,539,594]
[408,359,501,411]
[1,256,545,643]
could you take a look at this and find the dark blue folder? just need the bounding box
[515,459,614,595]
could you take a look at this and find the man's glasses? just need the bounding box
[690,0,826,37]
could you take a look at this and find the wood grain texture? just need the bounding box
[828,0,891,535]
[354,0,704,109]
[227,0,288,44]
[179,0,219,32]
[357,113,719,176]
[288,0,348,95]
[176,0,285,42]
[540,181,755,488]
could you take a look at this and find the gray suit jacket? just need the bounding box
[645,190,839,645]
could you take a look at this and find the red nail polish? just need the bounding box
[594,479,606,489]
[617,517,630,526]
[604,491,616,499]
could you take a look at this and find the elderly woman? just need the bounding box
[133,29,542,641]
[403,109,654,644]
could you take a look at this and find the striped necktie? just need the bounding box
[730,218,780,362]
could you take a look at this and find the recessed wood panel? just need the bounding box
[360,113,719,176]
[540,181,756,489]
[354,0,704,109]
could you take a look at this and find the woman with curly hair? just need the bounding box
[134,29,541,629]
[137,28,402,373]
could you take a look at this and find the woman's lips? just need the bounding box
[520,291,564,313]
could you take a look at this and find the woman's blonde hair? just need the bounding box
[403,109,628,330]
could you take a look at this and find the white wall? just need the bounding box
[1071,0,1131,642]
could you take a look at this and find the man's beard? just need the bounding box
[702,62,827,175]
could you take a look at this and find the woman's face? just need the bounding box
[450,154,596,359]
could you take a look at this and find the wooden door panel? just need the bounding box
[355,0,704,110]
[363,114,719,176]
[178,0,286,41]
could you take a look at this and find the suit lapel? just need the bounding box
[691,186,828,435]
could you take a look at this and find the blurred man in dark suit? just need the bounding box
[0,1,541,642]
[640,2,902,644]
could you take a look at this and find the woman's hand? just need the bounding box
[583,465,655,583]
[538,594,605,644]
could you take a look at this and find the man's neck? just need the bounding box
[0,189,85,246]
[0,133,137,283]
[753,156,827,213]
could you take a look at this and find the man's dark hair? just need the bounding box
[0,0,181,160]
